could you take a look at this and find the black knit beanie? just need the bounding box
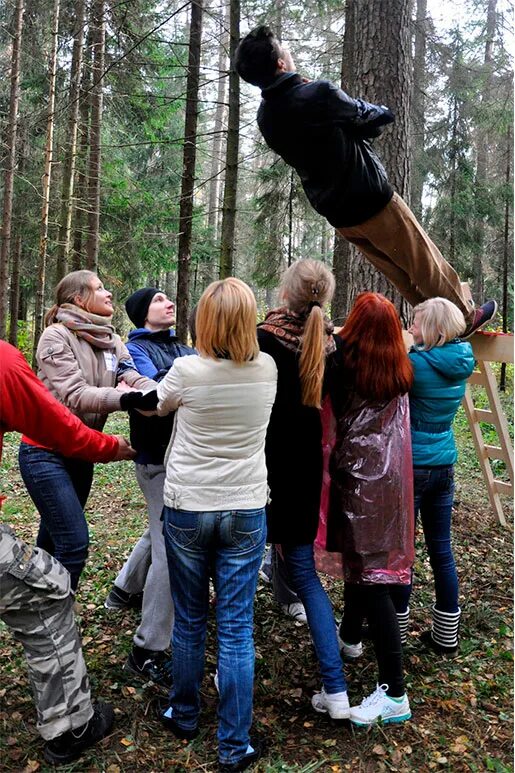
[125,288,160,328]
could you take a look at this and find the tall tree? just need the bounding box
[219,0,240,278]
[0,0,25,340]
[72,22,92,269]
[344,0,413,324]
[85,0,105,271]
[472,0,497,301]
[411,0,429,220]
[175,0,204,342]
[56,0,86,280]
[207,8,228,244]
[32,0,61,364]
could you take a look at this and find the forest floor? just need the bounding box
[0,393,513,773]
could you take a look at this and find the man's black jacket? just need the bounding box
[257,73,395,228]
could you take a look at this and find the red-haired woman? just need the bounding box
[325,292,414,727]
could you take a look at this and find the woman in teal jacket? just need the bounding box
[396,298,475,656]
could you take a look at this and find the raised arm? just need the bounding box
[325,82,395,138]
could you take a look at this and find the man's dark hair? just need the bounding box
[235,25,283,88]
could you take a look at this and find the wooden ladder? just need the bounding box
[462,333,514,525]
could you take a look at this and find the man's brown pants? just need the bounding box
[337,192,474,325]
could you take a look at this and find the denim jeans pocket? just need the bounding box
[166,509,201,548]
[229,509,265,550]
[413,467,431,494]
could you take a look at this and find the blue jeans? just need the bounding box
[163,506,266,766]
[18,443,93,591]
[281,543,346,694]
[393,465,458,614]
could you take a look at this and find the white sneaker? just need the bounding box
[311,688,350,719]
[337,631,363,659]
[281,602,307,623]
[214,670,219,693]
[350,684,411,726]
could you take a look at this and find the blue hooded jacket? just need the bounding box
[409,340,475,467]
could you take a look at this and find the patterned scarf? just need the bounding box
[55,304,116,349]
[259,307,336,355]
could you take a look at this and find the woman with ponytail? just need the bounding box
[18,270,155,590]
[258,258,349,720]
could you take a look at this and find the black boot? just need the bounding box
[43,701,114,766]
[219,738,266,771]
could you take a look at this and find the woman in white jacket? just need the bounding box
[155,278,277,773]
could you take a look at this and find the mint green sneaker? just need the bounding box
[350,684,411,726]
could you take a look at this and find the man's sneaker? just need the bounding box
[350,684,411,726]
[124,646,173,689]
[420,630,459,658]
[462,300,498,339]
[219,737,266,771]
[153,697,199,740]
[281,602,307,623]
[311,688,350,719]
[337,631,363,659]
[43,701,114,765]
[104,585,143,610]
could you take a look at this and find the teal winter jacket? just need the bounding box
[409,340,475,467]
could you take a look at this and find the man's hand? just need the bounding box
[112,436,136,461]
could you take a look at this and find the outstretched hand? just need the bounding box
[112,436,136,461]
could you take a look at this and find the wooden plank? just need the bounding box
[479,361,514,484]
[475,409,494,423]
[495,481,514,496]
[468,371,486,386]
[469,333,514,363]
[484,445,509,462]
[462,386,507,526]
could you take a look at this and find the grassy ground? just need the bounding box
[0,386,513,773]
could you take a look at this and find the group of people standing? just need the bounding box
[1,256,474,771]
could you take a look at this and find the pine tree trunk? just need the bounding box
[219,0,240,279]
[207,8,228,245]
[8,233,22,347]
[85,0,105,272]
[472,0,497,302]
[175,0,204,342]
[0,0,24,340]
[32,0,61,366]
[344,0,413,325]
[56,0,86,280]
[72,24,93,269]
[8,124,27,346]
[499,123,511,392]
[411,0,428,220]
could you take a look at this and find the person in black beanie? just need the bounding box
[105,288,195,689]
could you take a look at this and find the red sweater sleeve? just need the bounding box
[0,342,119,462]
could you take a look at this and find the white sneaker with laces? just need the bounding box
[311,688,350,719]
[350,684,411,726]
[337,631,363,659]
[281,602,307,623]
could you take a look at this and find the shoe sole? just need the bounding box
[350,711,411,727]
[462,300,498,339]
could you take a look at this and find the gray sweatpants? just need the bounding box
[0,524,93,740]
[115,464,174,652]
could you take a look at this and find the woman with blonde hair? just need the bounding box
[394,297,475,656]
[257,258,350,720]
[18,270,155,590]
[155,278,277,772]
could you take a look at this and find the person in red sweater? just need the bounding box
[0,340,134,765]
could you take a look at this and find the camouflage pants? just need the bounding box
[0,524,93,740]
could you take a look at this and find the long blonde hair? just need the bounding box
[279,259,335,408]
[196,277,259,363]
[44,270,97,326]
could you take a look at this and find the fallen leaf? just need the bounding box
[373,744,386,756]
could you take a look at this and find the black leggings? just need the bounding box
[340,583,404,697]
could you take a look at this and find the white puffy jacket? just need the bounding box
[157,353,277,511]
